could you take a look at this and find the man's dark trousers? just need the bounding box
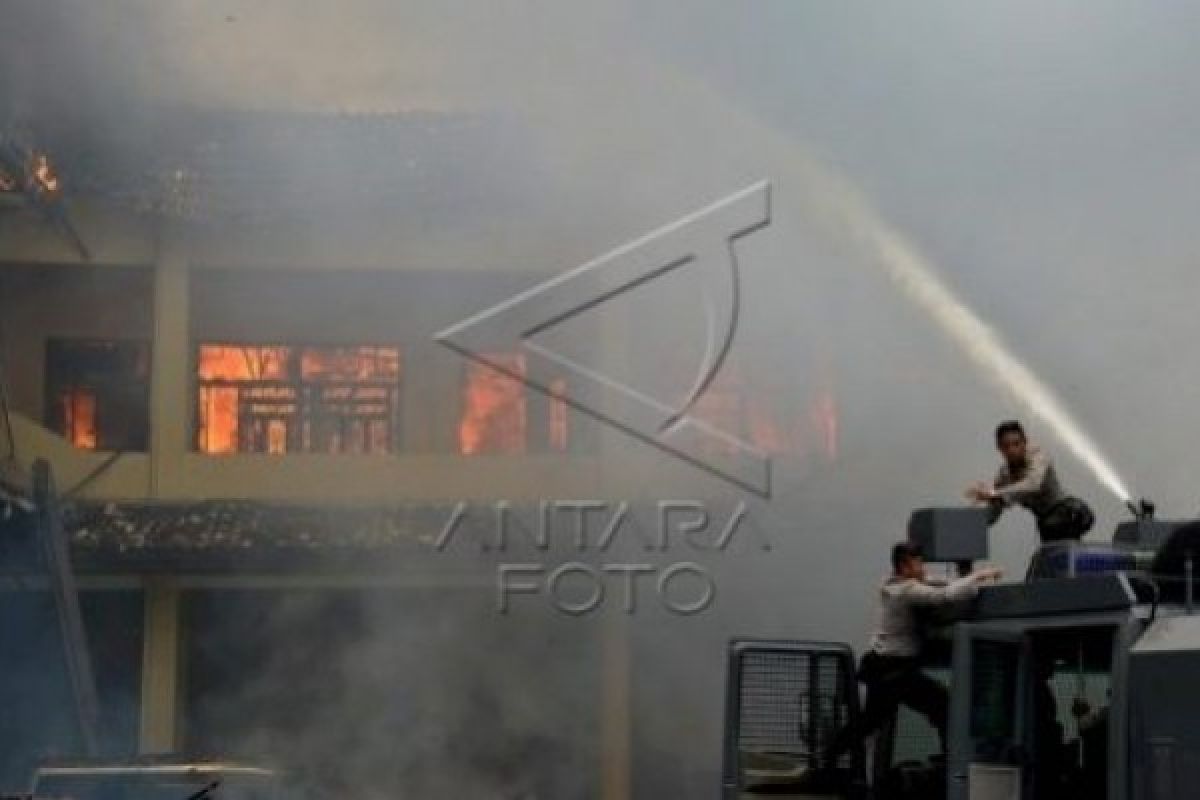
[825,652,949,763]
[1036,496,1095,542]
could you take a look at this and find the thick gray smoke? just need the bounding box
[7,0,1200,795]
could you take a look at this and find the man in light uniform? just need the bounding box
[824,541,1001,764]
[967,419,1094,542]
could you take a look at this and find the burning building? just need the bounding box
[0,107,839,797]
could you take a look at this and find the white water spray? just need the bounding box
[805,169,1133,503]
[514,47,1135,504]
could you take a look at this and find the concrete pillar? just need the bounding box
[139,580,182,753]
[150,232,190,497]
[600,607,632,799]
[405,344,457,453]
[596,258,634,798]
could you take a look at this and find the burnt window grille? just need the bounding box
[196,344,401,455]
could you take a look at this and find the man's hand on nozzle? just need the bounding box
[972,566,1003,583]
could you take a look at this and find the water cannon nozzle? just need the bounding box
[1127,498,1156,521]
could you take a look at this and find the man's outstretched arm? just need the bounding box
[992,450,1051,502]
[967,474,1009,524]
[967,452,1050,512]
[902,568,1003,606]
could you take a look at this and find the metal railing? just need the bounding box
[722,638,863,798]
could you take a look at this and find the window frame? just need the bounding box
[43,336,152,452]
[192,340,404,456]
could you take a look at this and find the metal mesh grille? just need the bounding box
[737,649,849,756]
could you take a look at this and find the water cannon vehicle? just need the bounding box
[722,502,1200,799]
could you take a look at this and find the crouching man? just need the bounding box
[967,419,1095,542]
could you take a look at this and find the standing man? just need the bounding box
[824,542,1001,764]
[967,420,1095,542]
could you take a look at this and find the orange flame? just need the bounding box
[459,355,527,455]
[31,153,59,194]
[61,389,97,450]
[196,344,399,454]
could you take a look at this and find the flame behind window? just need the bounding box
[198,345,291,382]
[197,344,400,455]
[686,370,839,462]
[458,355,528,455]
[61,388,97,450]
[46,339,150,452]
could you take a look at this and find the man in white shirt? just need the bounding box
[966,419,1094,542]
[825,542,1001,764]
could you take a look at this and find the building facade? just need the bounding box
[0,109,837,797]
